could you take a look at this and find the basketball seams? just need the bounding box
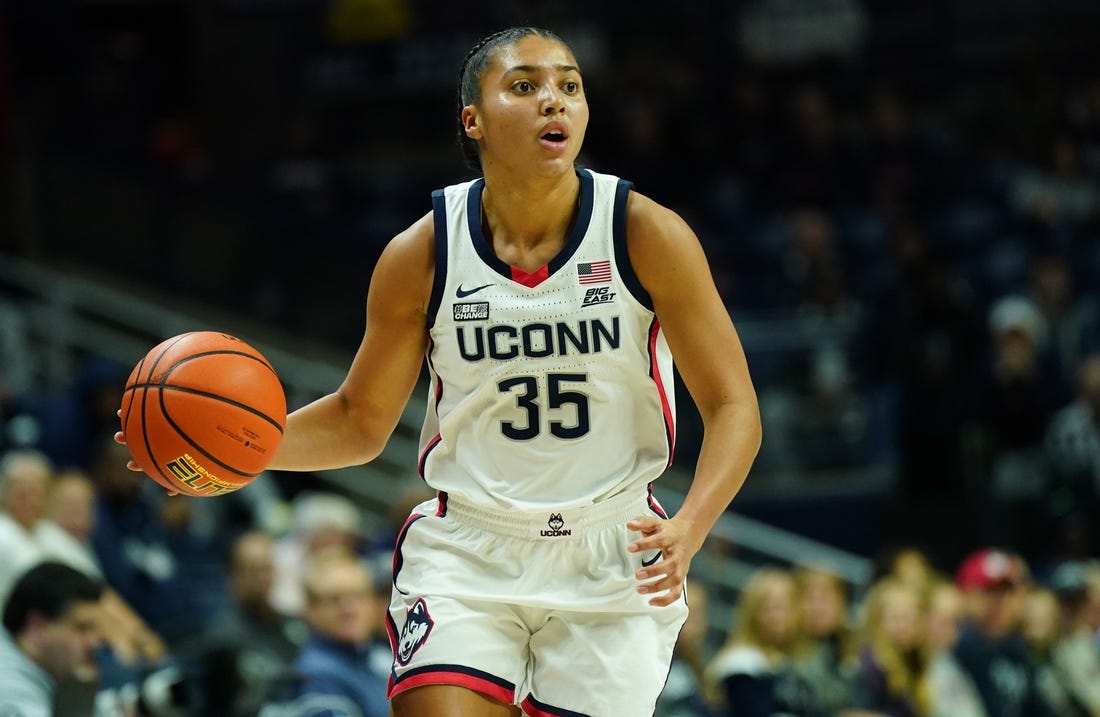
[154,386,262,479]
[136,333,194,488]
[121,331,286,496]
[160,348,277,376]
[126,384,285,433]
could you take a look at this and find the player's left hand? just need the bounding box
[626,514,701,607]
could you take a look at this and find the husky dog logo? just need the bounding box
[541,513,571,537]
[396,598,433,666]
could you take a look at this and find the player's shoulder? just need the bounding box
[371,211,435,309]
[623,189,692,240]
[381,211,435,262]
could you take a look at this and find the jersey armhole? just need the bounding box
[612,179,654,311]
[426,188,448,327]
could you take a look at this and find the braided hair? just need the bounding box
[456,27,572,171]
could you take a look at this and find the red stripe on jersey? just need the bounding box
[647,484,669,518]
[648,319,675,465]
[388,668,515,704]
[510,263,550,287]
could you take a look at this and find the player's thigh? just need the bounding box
[523,605,687,716]
[388,593,529,703]
[390,684,522,717]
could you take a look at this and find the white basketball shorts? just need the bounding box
[385,486,689,716]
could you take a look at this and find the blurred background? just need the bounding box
[2,0,1100,714]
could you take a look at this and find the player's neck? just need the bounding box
[480,169,579,252]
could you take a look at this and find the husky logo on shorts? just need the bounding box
[541,513,571,537]
[396,598,434,666]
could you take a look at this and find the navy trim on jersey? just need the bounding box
[522,693,592,717]
[612,178,653,310]
[466,169,596,281]
[391,513,428,594]
[426,188,449,326]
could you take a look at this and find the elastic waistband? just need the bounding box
[441,488,654,540]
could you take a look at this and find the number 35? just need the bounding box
[497,372,591,440]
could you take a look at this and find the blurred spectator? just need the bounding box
[873,544,937,591]
[49,468,96,539]
[953,548,1053,717]
[0,562,104,717]
[0,450,100,599]
[1009,131,1100,227]
[792,565,866,713]
[925,579,986,717]
[274,546,389,717]
[89,436,207,647]
[1020,584,1077,715]
[1028,253,1100,400]
[32,356,127,471]
[655,578,719,717]
[185,470,290,546]
[37,463,167,670]
[176,529,303,717]
[1046,561,1100,715]
[1045,354,1100,558]
[705,567,819,716]
[976,295,1061,562]
[271,490,365,618]
[854,576,930,717]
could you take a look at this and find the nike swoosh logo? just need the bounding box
[641,551,662,568]
[456,283,495,298]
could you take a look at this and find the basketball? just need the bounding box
[120,331,287,497]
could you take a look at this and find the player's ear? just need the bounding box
[461,105,482,140]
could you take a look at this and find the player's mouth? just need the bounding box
[539,122,569,150]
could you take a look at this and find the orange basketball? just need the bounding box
[120,331,287,497]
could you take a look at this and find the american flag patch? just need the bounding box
[577,260,612,285]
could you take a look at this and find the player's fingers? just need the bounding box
[114,431,127,445]
[626,515,660,534]
[638,575,685,606]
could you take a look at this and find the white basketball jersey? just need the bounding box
[418,168,676,511]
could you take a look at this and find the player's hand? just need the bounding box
[114,410,144,472]
[626,514,701,607]
[113,422,176,494]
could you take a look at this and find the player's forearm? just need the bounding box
[268,390,387,472]
[674,400,761,549]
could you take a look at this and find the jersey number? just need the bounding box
[498,373,591,440]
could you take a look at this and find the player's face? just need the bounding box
[463,35,589,177]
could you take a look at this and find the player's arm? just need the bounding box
[266,213,434,472]
[625,191,762,605]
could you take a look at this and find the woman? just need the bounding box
[121,26,761,716]
[705,567,819,716]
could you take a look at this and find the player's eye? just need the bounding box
[563,80,580,93]
[514,81,534,93]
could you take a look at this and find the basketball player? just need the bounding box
[120,26,760,716]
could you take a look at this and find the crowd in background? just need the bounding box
[2,1,1100,714]
[3,442,1100,716]
[2,1,1100,572]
